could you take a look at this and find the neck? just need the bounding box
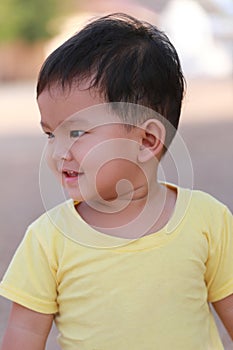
[85,180,161,214]
[76,181,176,239]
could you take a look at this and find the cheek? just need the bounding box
[45,146,56,170]
[71,144,89,170]
[96,159,144,185]
[94,160,145,200]
[71,140,95,165]
[44,148,63,186]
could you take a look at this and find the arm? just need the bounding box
[1,302,54,350]
[212,293,233,340]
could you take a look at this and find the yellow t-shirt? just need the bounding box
[0,185,233,350]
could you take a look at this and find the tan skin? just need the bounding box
[1,87,232,348]
[213,295,233,340]
[1,303,53,350]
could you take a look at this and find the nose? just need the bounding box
[51,139,73,161]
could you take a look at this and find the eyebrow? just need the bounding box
[40,119,90,129]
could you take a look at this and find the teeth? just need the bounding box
[66,170,78,177]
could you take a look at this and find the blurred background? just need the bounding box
[0,0,232,348]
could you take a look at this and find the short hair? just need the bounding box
[37,13,185,148]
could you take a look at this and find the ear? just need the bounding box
[138,119,166,163]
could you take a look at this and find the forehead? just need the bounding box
[38,84,102,119]
[37,85,123,130]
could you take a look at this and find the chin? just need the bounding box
[66,190,84,202]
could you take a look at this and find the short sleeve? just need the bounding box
[0,226,58,314]
[205,206,233,302]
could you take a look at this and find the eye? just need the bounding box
[70,130,85,138]
[44,132,55,139]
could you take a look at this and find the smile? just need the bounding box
[64,170,79,177]
[62,170,84,184]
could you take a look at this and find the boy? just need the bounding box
[0,13,233,350]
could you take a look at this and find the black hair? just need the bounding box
[37,13,185,147]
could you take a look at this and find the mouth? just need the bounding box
[64,170,79,177]
[62,170,83,183]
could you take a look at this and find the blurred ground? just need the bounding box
[0,79,232,349]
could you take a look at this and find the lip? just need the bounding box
[61,169,84,184]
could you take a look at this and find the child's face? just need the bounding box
[37,84,146,204]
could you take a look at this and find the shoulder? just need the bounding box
[30,199,75,229]
[179,187,232,243]
[177,186,230,215]
[187,189,231,221]
[24,199,75,247]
